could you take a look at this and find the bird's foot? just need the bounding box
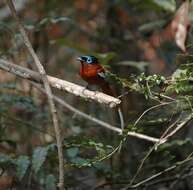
[82,85,91,95]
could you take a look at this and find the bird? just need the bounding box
[77,55,124,131]
[77,55,114,96]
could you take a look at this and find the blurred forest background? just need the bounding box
[0,0,193,189]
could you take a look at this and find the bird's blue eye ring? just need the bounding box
[87,57,92,63]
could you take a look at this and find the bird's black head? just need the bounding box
[77,55,98,64]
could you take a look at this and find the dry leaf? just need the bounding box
[149,1,189,52]
[171,0,189,52]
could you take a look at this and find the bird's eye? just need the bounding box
[87,57,92,63]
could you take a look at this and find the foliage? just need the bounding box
[32,145,54,174]
[0,153,30,180]
[15,155,30,180]
[64,137,116,167]
[0,0,193,189]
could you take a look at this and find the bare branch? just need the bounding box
[128,152,193,189]
[163,114,193,140]
[0,58,121,108]
[125,113,183,188]
[31,82,162,143]
[134,102,175,126]
[0,0,27,19]
[0,55,161,143]
[6,1,64,189]
[0,58,161,144]
[122,115,193,190]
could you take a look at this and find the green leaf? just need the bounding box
[70,157,91,166]
[15,155,30,180]
[45,174,56,190]
[67,147,79,158]
[0,154,12,163]
[159,138,193,150]
[38,17,70,27]
[0,82,16,90]
[117,61,149,72]
[0,94,37,112]
[171,69,187,81]
[94,52,116,66]
[32,146,49,174]
[24,16,71,31]
[152,0,176,12]
[138,20,166,33]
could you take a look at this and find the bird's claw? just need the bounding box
[82,85,90,95]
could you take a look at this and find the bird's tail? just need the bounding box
[101,82,115,96]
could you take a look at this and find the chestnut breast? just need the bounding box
[79,62,105,85]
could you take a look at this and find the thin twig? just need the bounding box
[94,165,193,189]
[163,114,192,140]
[129,152,193,189]
[152,92,176,101]
[6,1,64,189]
[31,81,161,143]
[134,102,175,126]
[0,0,27,19]
[122,113,192,190]
[123,112,184,189]
[168,164,193,189]
[118,107,124,131]
[93,153,193,189]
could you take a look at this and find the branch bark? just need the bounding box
[6,1,64,189]
[0,0,27,19]
[0,59,121,108]
[0,58,161,143]
[31,81,162,143]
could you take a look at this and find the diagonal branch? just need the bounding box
[0,58,121,108]
[122,113,192,190]
[30,82,164,143]
[0,58,161,143]
[129,152,193,189]
[6,1,64,189]
[0,57,163,144]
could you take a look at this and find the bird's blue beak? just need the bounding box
[77,57,83,61]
